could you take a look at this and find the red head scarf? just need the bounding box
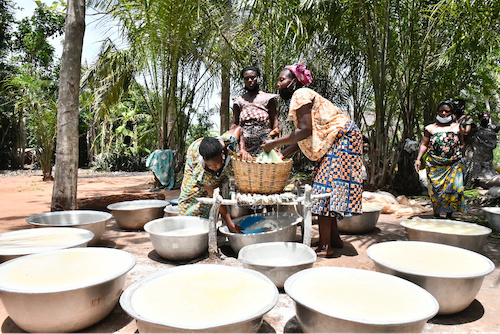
[285,62,313,85]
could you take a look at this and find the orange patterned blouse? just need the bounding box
[288,88,350,161]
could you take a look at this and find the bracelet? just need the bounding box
[415,160,420,162]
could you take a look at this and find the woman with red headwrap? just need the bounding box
[262,62,363,257]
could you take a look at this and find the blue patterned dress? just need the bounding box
[178,132,237,218]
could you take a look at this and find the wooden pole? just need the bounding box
[303,185,312,246]
[208,188,222,259]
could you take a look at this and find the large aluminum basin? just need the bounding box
[285,267,438,333]
[120,264,278,333]
[107,199,168,230]
[26,210,111,245]
[0,227,94,262]
[367,241,494,314]
[482,207,500,231]
[238,242,316,288]
[0,248,135,333]
[219,212,302,253]
[144,216,209,261]
[400,219,491,252]
[337,203,383,234]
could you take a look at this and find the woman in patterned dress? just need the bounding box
[178,125,243,233]
[232,66,279,160]
[262,63,363,257]
[415,100,465,219]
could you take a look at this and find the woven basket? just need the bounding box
[232,156,293,194]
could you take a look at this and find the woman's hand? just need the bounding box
[269,127,280,138]
[229,223,242,234]
[414,159,421,173]
[238,149,252,161]
[261,139,276,153]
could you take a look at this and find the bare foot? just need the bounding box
[314,245,335,257]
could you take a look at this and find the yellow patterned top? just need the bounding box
[178,131,237,218]
[288,88,350,161]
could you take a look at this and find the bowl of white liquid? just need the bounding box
[0,227,94,262]
[26,210,111,245]
[337,203,384,234]
[400,219,491,252]
[120,264,278,333]
[367,241,494,314]
[238,242,316,288]
[482,207,500,231]
[107,199,169,230]
[285,267,438,333]
[144,216,209,261]
[0,248,135,332]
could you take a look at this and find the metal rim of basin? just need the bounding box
[400,219,492,236]
[119,264,279,331]
[107,200,169,211]
[0,227,94,257]
[238,241,317,267]
[0,248,136,293]
[144,216,209,237]
[284,266,439,326]
[366,241,495,279]
[26,210,112,226]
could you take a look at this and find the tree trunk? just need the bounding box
[166,58,179,149]
[51,0,85,211]
[219,0,231,134]
[220,64,230,134]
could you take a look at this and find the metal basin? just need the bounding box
[367,241,494,314]
[400,219,491,252]
[482,207,500,231]
[144,216,209,261]
[0,247,136,333]
[120,264,278,333]
[285,267,438,333]
[163,204,179,217]
[107,199,168,230]
[26,210,111,245]
[0,227,94,262]
[219,212,303,254]
[337,203,383,234]
[238,242,316,288]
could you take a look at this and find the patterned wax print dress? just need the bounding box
[178,132,238,218]
[288,88,363,219]
[425,123,465,214]
[233,92,278,155]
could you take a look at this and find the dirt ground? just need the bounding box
[0,170,499,333]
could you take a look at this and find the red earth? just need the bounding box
[0,169,498,333]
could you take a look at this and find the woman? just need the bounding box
[262,62,363,257]
[414,100,465,219]
[232,66,279,160]
[178,125,243,233]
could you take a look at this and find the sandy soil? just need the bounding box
[0,170,499,333]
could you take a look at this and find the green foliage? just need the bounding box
[12,2,65,73]
[186,108,215,147]
[464,189,481,199]
[90,148,148,172]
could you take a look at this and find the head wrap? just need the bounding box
[285,62,313,86]
[479,112,491,120]
[437,99,455,113]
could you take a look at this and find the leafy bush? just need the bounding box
[90,149,148,172]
